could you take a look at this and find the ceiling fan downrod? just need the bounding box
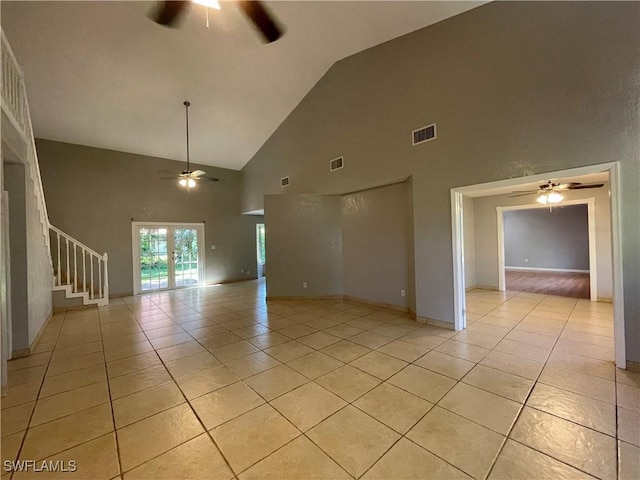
[184,100,191,173]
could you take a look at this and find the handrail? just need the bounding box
[2,30,109,306]
[1,30,27,134]
[49,225,102,259]
[49,224,109,305]
[2,29,51,252]
[24,97,50,235]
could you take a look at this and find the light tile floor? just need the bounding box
[2,281,639,479]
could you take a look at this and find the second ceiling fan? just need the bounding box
[151,0,284,43]
[510,180,604,207]
[510,180,605,198]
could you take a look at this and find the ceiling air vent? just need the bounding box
[412,123,436,146]
[330,157,344,172]
[281,176,290,188]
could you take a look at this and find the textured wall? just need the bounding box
[342,182,413,308]
[264,194,343,298]
[36,139,263,296]
[3,161,52,352]
[25,167,53,343]
[504,206,589,271]
[241,2,639,361]
[4,164,29,351]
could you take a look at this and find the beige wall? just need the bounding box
[241,2,640,362]
[264,194,343,298]
[472,183,613,299]
[36,139,263,296]
[264,182,414,310]
[342,181,413,309]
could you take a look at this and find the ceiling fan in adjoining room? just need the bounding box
[150,0,284,43]
[161,100,219,190]
[510,180,604,207]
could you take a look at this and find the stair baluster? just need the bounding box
[49,226,109,306]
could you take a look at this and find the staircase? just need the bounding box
[2,30,109,307]
[50,226,109,306]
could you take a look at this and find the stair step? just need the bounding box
[52,284,107,306]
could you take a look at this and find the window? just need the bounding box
[257,224,266,265]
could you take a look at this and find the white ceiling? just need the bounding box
[2,1,484,170]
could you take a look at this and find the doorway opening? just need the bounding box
[451,162,625,368]
[498,200,596,300]
[256,223,266,277]
[132,222,205,294]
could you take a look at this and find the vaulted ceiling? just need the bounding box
[2,1,483,170]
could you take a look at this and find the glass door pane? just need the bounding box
[139,228,169,291]
[173,228,199,287]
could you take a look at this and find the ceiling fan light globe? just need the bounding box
[536,194,548,204]
[193,0,221,10]
[187,178,197,188]
[179,178,188,187]
[548,192,563,203]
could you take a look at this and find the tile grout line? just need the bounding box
[120,295,240,480]
[483,292,570,476]
[9,311,66,480]
[96,304,126,479]
[484,295,605,480]
[122,288,401,478]
[10,285,619,480]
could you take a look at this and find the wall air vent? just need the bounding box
[281,176,290,188]
[412,123,436,146]
[330,157,344,172]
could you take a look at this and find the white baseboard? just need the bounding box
[505,266,589,274]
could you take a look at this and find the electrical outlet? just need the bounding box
[525,258,529,263]
[401,290,406,297]
[241,269,245,274]
[303,282,308,289]
[247,270,251,275]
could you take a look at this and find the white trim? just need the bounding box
[453,162,617,196]
[497,206,505,292]
[609,162,626,368]
[587,197,597,302]
[492,198,593,211]
[505,266,589,273]
[450,161,624,369]
[131,221,205,227]
[132,222,205,295]
[496,199,597,301]
[451,190,466,331]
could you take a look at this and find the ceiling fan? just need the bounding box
[510,180,604,205]
[161,101,219,189]
[151,0,284,43]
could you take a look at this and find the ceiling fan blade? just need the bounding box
[202,176,220,182]
[509,193,537,198]
[238,1,283,43]
[151,1,190,27]
[191,170,207,177]
[567,183,605,190]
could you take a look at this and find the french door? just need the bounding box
[132,222,205,294]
